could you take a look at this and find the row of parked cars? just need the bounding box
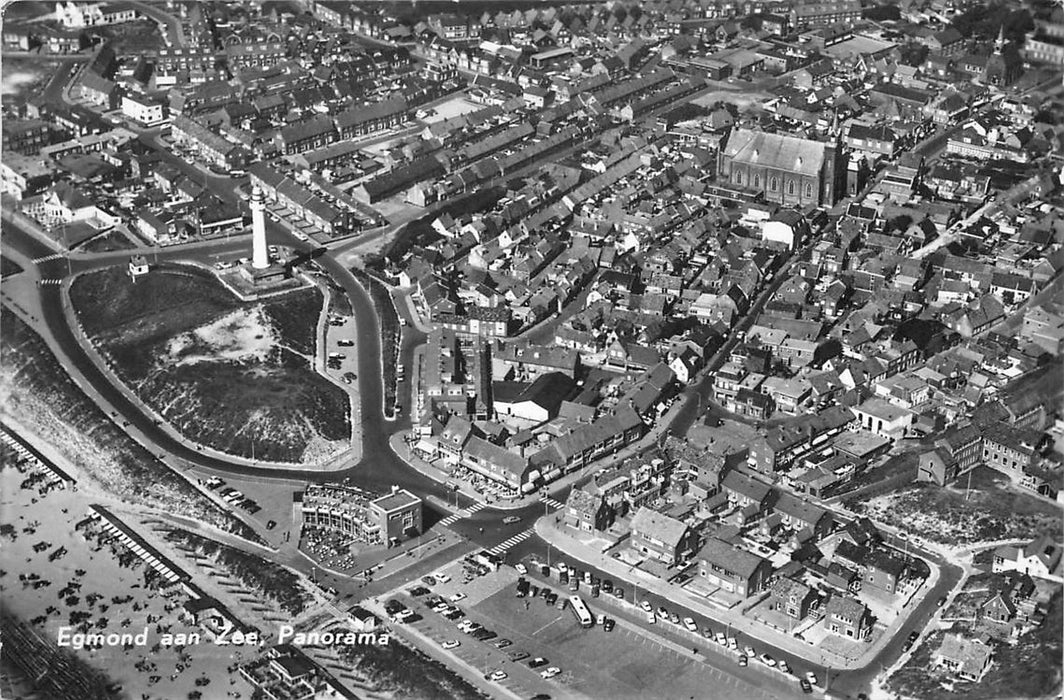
[413,591,562,684]
[202,476,262,515]
[519,561,626,601]
[638,599,818,693]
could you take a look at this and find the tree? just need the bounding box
[899,43,930,67]
[863,5,901,21]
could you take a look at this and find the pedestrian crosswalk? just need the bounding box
[37,278,64,286]
[32,252,65,263]
[541,495,565,510]
[437,500,487,527]
[486,528,533,556]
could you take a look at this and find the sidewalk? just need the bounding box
[534,516,939,673]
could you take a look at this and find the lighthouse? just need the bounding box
[250,186,269,270]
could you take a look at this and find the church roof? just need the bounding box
[723,128,826,178]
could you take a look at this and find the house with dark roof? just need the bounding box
[824,594,871,640]
[721,471,775,512]
[629,506,697,566]
[773,493,833,540]
[992,536,1063,581]
[863,549,908,594]
[698,537,773,597]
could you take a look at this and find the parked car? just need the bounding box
[805,672,818,685]
[442,640,460,650]
[487,670,507,682]
[515,563,527,575]
[448,592,466,602]
[640,601,653,613]
[738,656,748,667]
[503,516,521,524]
[494,638,512,649]
[528,657,549,669]
[603,618,616,632]
[760,654,776,667]
[541,667,561,680]
[683,617,698,632]
[509,651,530,662]
[800,679,813,694]
[779,660,790,674]
[669,613,680,625]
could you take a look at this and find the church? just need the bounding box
[718,128,846,207]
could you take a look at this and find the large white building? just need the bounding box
[121,93,166,127]
[56,2,139,28]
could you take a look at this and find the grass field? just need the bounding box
[69,265,349,463]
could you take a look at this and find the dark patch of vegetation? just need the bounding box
[164,529,308,615]
[76,230,137,254]
[863,4,901,20]
[833,450,918,499]
[0,314,265,544]
[351,266,400,415]
[894,318,958,355]
[951,3,1034,43]
[261,287,323,357]
[337,636,489,700]
[382,186,504,263]
[1,255,23,278]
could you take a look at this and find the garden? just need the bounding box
[69,265,350,464]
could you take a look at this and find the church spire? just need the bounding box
[994,25,1005,54]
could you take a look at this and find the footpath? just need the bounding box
[534,517,939,673]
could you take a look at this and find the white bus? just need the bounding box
[568,595,593,628]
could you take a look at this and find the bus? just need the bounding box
[568,595,593,628]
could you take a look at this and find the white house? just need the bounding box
[851,397,913,441]
[992,536,1063,581]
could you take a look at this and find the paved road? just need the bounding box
[503,527,961,699]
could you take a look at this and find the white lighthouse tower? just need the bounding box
[250,186,269,270]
